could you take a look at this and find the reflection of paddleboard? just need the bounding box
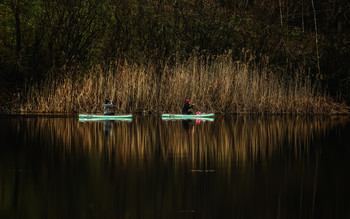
[161,113,214,119]
[78,114,132,121]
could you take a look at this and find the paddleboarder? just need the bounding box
[182,99,194,115]
[103,98,115,115]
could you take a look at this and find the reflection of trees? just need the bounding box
[17,116,348,167]
[3,115,349,218]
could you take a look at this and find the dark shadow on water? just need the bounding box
[104,120,113,137]
[182,119,193,136]
[0,115,350,218]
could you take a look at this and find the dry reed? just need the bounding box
[17,55,348,114]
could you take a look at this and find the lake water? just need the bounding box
[1,115,350,218]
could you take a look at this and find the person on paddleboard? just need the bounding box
[182,99,194,115]
[103,98,115,115]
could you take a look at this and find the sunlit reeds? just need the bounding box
[17,55,348,114]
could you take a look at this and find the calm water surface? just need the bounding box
[0,115,350,218]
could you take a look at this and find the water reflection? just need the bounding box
[182,119,193,134]
[79,119,133,137]
[103,120,112,136]
[0,115,349,218]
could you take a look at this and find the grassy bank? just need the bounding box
[13,55,349,115]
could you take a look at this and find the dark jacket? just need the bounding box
[182,102,193,114]
[103,103,115,115]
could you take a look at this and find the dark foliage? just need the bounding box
[0,0,349,103]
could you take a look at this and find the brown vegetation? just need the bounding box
[15,55,348,115]
[1,0,350,106]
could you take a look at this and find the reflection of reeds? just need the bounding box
[17,116,348,170]
[18,55,348,114]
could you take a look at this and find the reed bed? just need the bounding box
[18,55,347,114]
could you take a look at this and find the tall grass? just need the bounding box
[18,55,347,114]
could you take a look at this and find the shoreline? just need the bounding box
[1,110,349,117]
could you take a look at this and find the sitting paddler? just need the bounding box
[182,99,194,115]
[103,98,115,115]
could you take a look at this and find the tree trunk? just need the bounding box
[311,0,321,79]
[12,0,21,63]
[301,1,304,32]
[278,0,283,26]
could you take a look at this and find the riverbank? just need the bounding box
[2,56,349,115]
